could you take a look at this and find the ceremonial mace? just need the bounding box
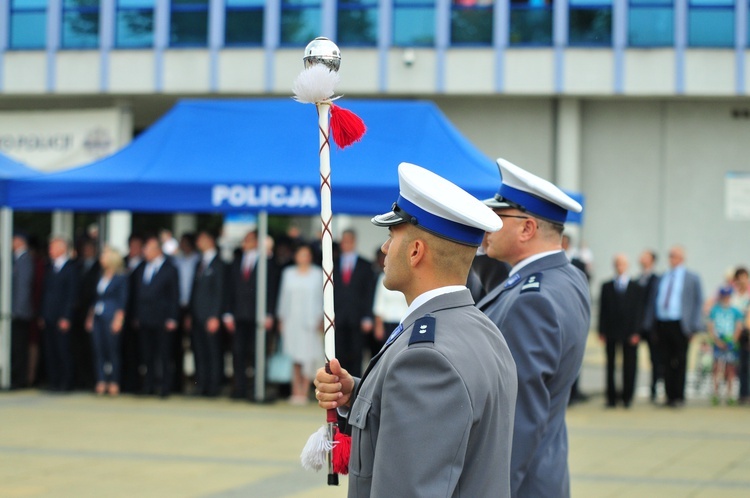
[294,37,365,485]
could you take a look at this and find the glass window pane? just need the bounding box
[510,7,553,45]
[688,9,734,46]
[451,6,493,45]
[569,7,612,45]
[226,0,265,5]
[62,11,100,48]
[170,11,208,45]
[690,0,732,6]
[628,7,673,46]
[118,0,155,7]
[225,10,264,45]
[11,0,47,8]
[393,7,435,46]
[280,7,321,45]
[337,7,378,45]
[10,12,46,49]
[172,0,208,5]
[116,10,154,47]
[64,0,98,6]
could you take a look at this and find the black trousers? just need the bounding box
[605,337,638,406]
[138,325,174,396]
[335,322,364,378]
[656,320,689,403]
[11,319,30,389]
[193,322,222,396]
[232,319,256,397]
[641,329,662,399]
[43,323,73,391]
[739,329,749,399]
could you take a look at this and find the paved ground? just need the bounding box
[1,334,749,497]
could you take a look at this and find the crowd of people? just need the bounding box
[7,225,410,402]
[597,248,750,408]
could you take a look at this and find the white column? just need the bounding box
[0,207,12,389]
[51,211,74,240]
[554,98,582,242]
[106,211,132,253]
[555,98,582,192]
[173,214,197,238]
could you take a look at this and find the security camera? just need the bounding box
[403,49,415,67]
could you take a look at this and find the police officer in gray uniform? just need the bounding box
[477,158,591,498]
[315,162,518,498]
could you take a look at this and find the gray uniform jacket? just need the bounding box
[642,269,704,336]
[477,252,591,498]
[346,288,517,498]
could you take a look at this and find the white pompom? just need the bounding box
[293,65,340,104]
[300,425,334,471]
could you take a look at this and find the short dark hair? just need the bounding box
[735,267,748,280]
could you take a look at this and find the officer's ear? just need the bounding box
[408,238,426,268]
[518,217,538,242]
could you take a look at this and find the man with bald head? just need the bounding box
[599,254,644,408]
[644,245,703,407]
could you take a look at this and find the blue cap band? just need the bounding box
[396,195,485,246]
[497,184,568,224]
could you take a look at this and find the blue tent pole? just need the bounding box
[254,211,268,402]
[0,207,13,389]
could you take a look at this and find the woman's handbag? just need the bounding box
[267,339,293,384]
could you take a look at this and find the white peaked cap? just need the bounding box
[484,158,582,224]
[371,162,502,246]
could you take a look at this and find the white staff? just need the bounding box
[294,37,365,486]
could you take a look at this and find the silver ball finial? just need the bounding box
[303,37,341,72]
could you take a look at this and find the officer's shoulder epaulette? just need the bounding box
[520,273,543,294]
[409,314,436,345]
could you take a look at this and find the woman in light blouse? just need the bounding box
[86,246,128,396]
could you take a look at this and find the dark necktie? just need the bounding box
[662,272,674,309]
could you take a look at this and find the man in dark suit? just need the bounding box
[121,234,145,393]
[637,249,661,402]
[132,235,180,397]
[644,245,703,407]
[72,237,100,390]
[223,230,279,400]
[11,233,34,389]
[189,230,225,397]
[39,237,79,392]
[599,254,644,408]
[333,229,374,377]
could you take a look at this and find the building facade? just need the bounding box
[1,0,749,295]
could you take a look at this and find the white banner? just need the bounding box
[725,172,750,220]
[0,108,127,171]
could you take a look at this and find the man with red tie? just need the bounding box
[223,231,279,400]
[333,229,374,377]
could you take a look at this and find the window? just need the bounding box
[170,0,209,47]
[225,0,264,46]
[116,0,155,48]
[568,0,612,46]
[393,0,436,46]
[280,0,321,46]
[451,0,493,45]
[337,0,378,46]
[62,0,100,49]
[510,0,553,46]
[628,0,673,46]
[9,0,47,49]
[688,0,733,47]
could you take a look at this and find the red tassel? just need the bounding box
[332,430,352,475]
[330,104,366,149]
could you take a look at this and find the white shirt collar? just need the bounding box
[54,256,69,270]
[509,250,562,277]
[202,248,217,264]
[401,285,465,323]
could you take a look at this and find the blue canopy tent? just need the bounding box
[0,153,41,389]
[6,99,505,214]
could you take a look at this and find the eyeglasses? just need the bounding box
[496,213,529,220]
